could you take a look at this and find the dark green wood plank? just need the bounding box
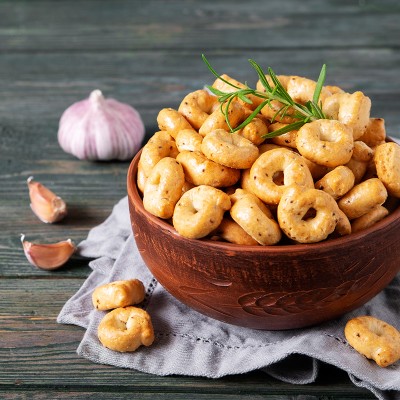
[0,340,374,398]
[0,392,305,400]
[0,278,84,316]
[0,0,399,52]
[0,390,375,400]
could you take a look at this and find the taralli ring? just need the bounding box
[351,205,389,233]
[143,157,185,219]
[178,89,218,130]
[374,142,400,197]
[173,185,231,239]
[230,189,281,245]
[322,91,371,140]
[338,178,387,220]
[344,316,400,367]
[314,165,355,200]
[199,101,245,137]
[176,150,240,188]
[286,75,331,105]
[98,307,155,352]
[139,131,179,178]
[92,279,145,311]
[352,140,373,162]
[175,129,203,153]
[277,186,340,243]
[213,217,259,246]
[296,119,354,168]
[249,147,314,204]
[345,157,368,184]
[236,117,268,146]
[201,129,259,169]
[358,118,386,148]
[157,108,194,139]
[334,209,352,236]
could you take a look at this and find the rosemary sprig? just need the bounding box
[202,54,327,138]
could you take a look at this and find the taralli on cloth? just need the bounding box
[58,197,400,400]
[98,306,154,352]
[344,316,400,368]
[92,279,145,311]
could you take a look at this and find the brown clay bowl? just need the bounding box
[127,150,400,330]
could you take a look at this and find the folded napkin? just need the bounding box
[58,196,400,400]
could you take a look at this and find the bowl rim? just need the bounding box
[127,148,400,254]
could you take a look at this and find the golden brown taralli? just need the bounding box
[178,89,218,130]
[249,147,314,205]
[230,189,281,245]
[172,185,231,239]
[175,129,203,153]
[338,178,388,219]
[358,118,386,147]
[351,205,389,233]
[157,108,195,139]
[176,150,240,188]
[213,217,259,246]
[136,65,398,245]
[201,129,259,169]
[143,157,185,219]
[277,186,341,243]
[315,166,355,200]
[344,316,400,367]
[374,142,400,197]
[98,307,154,352]
[236,117,268,146]
[322,91,371,140]
[352,140,374,162]
[287,75,332,105]
[296,119,354,167]
[199,100,245,136]
[92,279,145,311]
[269,122,298,148]
[139,131,179,178]
[212,73,263,111]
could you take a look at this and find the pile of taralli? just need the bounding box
[137,69,400,245]
[95,66,400,366]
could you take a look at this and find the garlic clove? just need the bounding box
[27,176,67,223]
[57,90,145,161]
[21,234,76,270]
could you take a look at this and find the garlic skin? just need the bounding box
[58,90,145,161]
[21,234,76,270]
[27,176,67,223]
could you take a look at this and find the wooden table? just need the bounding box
[1,1,399,398]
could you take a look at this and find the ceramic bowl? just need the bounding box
[127,151,400,330]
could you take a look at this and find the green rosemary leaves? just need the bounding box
[202,54,327,138]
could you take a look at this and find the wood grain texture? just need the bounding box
[0,0,398,398]
[0,0,399,51]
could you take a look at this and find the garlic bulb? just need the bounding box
[58,90,145,161]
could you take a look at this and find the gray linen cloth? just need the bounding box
[57,196,400,400]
